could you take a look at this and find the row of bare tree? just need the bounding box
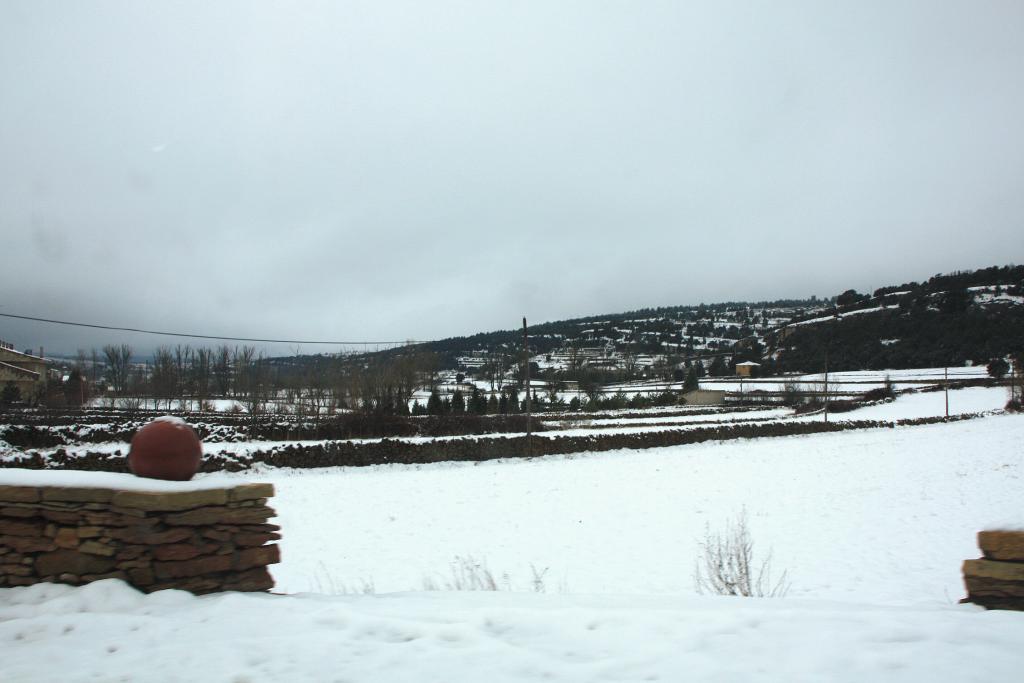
[72,344,447,420]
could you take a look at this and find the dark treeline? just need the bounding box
[773,271,1024,372]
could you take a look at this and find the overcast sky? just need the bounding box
[2,1,1023,357]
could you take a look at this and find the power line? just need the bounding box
[0,312,428,347]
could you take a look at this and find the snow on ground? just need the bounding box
[86,397,246,412]
[787,304,900,327]
[847,386,1006,420]
[3,414,1024,681]
[2,411,1024,681]
[2,387,1009,463]
[541,407,792,427]
[262,413,1023,602]
[3,581,1023,683]
[702,366,988,393]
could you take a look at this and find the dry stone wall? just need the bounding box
[0,483,279,595]
[962,530,1024,610]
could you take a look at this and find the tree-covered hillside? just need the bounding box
[771,265,1024,372]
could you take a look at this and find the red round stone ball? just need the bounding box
[128,417,203,481]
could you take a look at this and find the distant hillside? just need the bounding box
[282,264,1023,380]
[770,265,1024,372]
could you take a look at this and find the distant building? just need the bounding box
[735,361,761,378]
[0,341,47,401]
[683,389,726,406]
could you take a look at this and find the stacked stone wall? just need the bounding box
[962,530,1024,610]
[0,483,279,594]
[2,413,988,474]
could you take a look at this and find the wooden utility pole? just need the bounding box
[944,366,949,418]
[823,349,829,423]
[523,317,532,457]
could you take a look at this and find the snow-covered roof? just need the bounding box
[736,361,761,366]
[0,345,45,362]
[0,360,40,378]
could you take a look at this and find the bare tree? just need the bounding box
[151,347,177,411]
[302,358,333,426]
[233,346,257,402]
[622,349,639,379]
[567,342,585,382]
[89,348,100,387]
[484,349,509,392]
[173,345,192,411]
[193,347,213,408]
[102,344,132,397]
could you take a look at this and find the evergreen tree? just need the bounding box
[1,382,20,407]
[498,393,509,413]
[394,397,410,416]
[683,366,699,392]
[487,394,499,414]
[988,358,1010,379]
[470,386,486,414]
[451,389,466,414]
[426,391,443,416]
[63,369,87,407]
[411,400,425,416]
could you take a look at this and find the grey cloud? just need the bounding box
[1,1,1023,356]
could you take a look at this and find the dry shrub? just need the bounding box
[422,555,502,591]
[694,509,790,598]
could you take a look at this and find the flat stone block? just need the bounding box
[53,528,79,549]
[0,486,40,503]
[0,535,55,553]
[0,563,33,576]
[228,483,274,502]
[963,559,1024,603]
[40,510,82,524]
[234,544,280,571]
[128,566,155,586]
[153,544,204,562]
[78,540,115,557]
[1,507,40,518]
[112,489,229,512]
[6,576,36,586]
[41,487,114,504]
[153,553,232,579]
[36,549,116,577]
[3,520,45,537]
[108,526,191,545]
[164,505,274,526]
[979,530,1024,562]
[233,531,282,547]
[964,558,1024,582]
[222,566,274,592]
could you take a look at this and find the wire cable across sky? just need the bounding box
[0,312,427,347]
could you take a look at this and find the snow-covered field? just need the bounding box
[4,386,1006,464]
[2,389,1022,681]
[265,411,1022,602]
[701,366,989,393]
